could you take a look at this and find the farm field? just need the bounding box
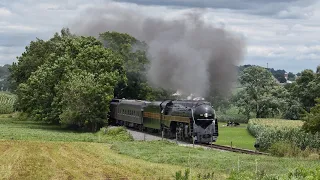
[1,115,320,179]
[249,118,304,129]
[0,92,16,114]
[215,123,256,150]
[248,118,320,153]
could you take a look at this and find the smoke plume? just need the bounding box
[69,2,246,97]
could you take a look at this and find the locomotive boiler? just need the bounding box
[109,98,218,143]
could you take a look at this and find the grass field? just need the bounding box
[215,123,256,150]
[1,115,320,179]
[0,140,190,180]
[112,141,320,176]
[0,115,132,143]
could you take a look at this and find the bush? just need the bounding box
[269,141,302,157]
[95,127,134,142]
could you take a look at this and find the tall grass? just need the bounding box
[0,92,16,114]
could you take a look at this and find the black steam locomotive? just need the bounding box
[109,98,218,143]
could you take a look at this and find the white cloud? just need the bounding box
[0,0,319,73]
[0,7,12,17]
[297,45,320,53]
[248,46,286,57]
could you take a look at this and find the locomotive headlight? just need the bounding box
[204,113,208,118]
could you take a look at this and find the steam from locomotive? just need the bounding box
[70,2,246,97]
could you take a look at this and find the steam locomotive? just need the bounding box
[109,98,218,143]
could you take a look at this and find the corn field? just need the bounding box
[0,92,16,114]
[248,118,320,151]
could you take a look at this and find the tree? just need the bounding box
[9,28,75,91]
[234,66,287,119]
[12,29,125,131]
[99,31,173,100]
[302,98,320,134]
[290,69,318,112]
[288,72,296,81]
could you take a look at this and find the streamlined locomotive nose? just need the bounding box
[194,104,215,120]
[192,104,218,143]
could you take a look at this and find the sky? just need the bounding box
[0,0,320,73]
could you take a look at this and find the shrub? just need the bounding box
[268,141,302,157]
[95,127,134,142]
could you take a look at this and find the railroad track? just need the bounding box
[202,143,269,155]
[119,126,269,156]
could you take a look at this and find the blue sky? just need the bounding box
[0,0,320,73]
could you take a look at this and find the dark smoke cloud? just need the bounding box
[69,2,246,97]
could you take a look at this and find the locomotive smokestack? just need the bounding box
[69,2,246,97]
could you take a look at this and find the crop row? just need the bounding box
[247,118,320,151]
[0,93,16,114]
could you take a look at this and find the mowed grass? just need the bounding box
[0,116,226,179]
[1,115,320,179]
[0,140,190,180]
[215,123,256,150]
[0,116,127,143]
[112,141,320,177]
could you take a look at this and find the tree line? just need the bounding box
[225,65,320,134]
[7,28,320,133]
[9,28,172,131]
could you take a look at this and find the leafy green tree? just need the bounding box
[288,72,296,81]
[9,28,75,91]
[13,29,125,131]
[234,66,287,119]
[289,69,320,112]
[302,98,320,134]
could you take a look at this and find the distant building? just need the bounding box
[284,73,288,80]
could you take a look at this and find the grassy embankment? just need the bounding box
[1,115,320,179]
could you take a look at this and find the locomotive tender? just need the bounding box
[109,98,218,143]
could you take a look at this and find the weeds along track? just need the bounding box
[201,143,269,156]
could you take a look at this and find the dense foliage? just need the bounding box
[302,98,320,134]
[248,118,320,152]
[10,29,126,131]
[233,66,287,119]
[9,29,175,131]
[237,65,296,83]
